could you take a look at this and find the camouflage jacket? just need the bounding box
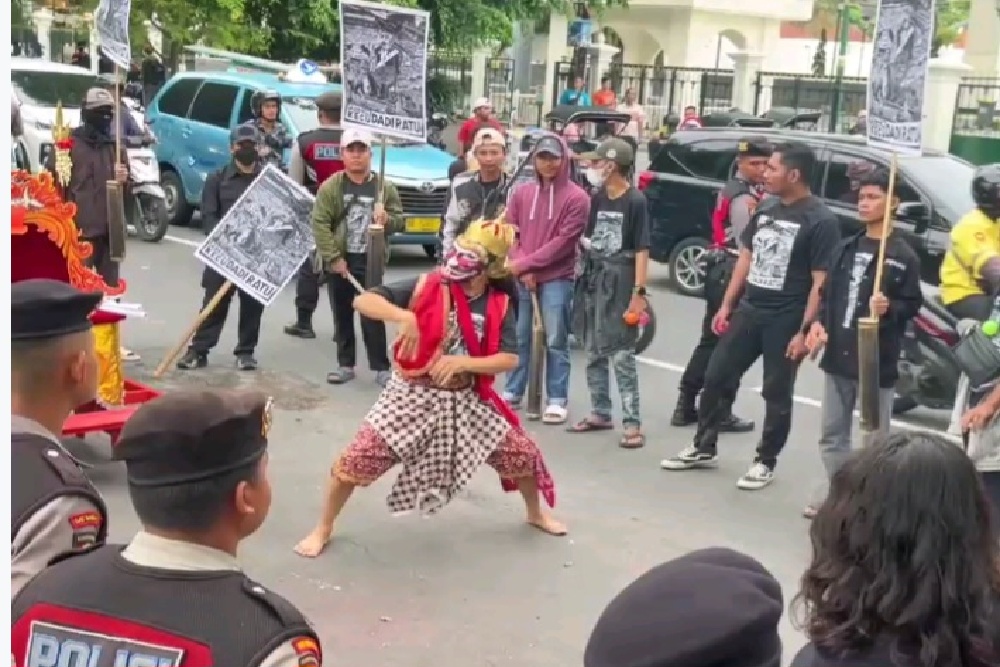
[242,119,292,170]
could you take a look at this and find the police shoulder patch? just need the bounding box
[291,636,321,667]
[68,510,103,550]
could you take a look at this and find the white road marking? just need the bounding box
[164,233,200,248]
[639,357,959,441]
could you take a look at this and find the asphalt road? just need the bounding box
[80,230,953,667]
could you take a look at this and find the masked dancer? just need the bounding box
[294,220,566,558]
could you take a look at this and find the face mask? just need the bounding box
[83,109,113,133]
[234,146,257,165]
[586,167,607,188]
[442,246,486,282]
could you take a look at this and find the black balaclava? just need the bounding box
[82,105,114,137]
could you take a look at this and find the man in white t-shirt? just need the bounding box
[617,89,645,144]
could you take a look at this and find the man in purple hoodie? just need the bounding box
[502,133,591,424]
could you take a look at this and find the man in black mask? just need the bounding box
[46,88,128,288]
[176,126,266,372]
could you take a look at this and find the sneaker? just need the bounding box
[283,322,316,339]
[719,413,755,433]
[501,393,522,409]
[375,370,392,388]
[737,462,775,490]
[660,446,718,470]
[326,367,356,385]
[176,350,207,370]
[235,354,258,371]
[802,504,818,519]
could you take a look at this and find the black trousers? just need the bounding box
[330,253,390,371]
[293,257,324,320]
[83,235,120,288]
[190,268,265,356]
[948,294,994,321]
[679,266,742,399]
[694,305,802,468]
[983,472,1000,534]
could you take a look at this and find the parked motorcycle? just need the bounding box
[122,99,169,243]
[894,285,963,415]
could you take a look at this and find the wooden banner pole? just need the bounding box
[153,281,234,378]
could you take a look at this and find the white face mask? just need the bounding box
[586,167,607,187]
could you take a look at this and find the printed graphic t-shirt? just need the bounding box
[841,235,880,329]
[739,195,840,313]
[585,186,651,258]
[342,177,379,254]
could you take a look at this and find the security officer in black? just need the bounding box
[177,125,266,371]
[285,91,345,339]
[671,138,772,433]
[11,279,109,598]
[12,389,323,667]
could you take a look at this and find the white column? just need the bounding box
[588,34,621,94]
[31,8,54,61]
[90,25,101,73]
[728,51,763,113]
[963,0,1000,77]
[922,59,973,153]
[470,47,491,111]
[542,12,569,115]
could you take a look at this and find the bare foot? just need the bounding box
[294,527,333,558]
[527,512,568,536]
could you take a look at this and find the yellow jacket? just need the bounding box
[940,209,1000,305]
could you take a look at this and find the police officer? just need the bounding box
[285,91,345,339]
[11,279,108,598]
[671,137,772,434]
[177,125,266,371]
[12,389,324,667]
[242,89,292,170]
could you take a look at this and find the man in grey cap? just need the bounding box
[45,87,129,288]
[176,125,267,372]
[568,137,650,447]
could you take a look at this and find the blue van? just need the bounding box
[148,68,453,256]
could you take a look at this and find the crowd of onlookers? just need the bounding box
[584,430,1000,667]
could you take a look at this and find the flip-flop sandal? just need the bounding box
[326,369,356,385]
[619,432,646,449]
[567,418,614,433]
[542,406,569,425]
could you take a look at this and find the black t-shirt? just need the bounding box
[342,177,379,255]
[585,186,651,257]
[373,278,517,355]
[838,235,881,331]
[739,195,840,312]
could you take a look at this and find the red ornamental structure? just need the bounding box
[12,170,160,443]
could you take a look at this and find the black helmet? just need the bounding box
[250,89,281,118]
[972,163,1000,220]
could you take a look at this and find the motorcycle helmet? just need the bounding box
[972,163,1000,221]
[250,89,282,119]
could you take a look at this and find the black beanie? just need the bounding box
[584,547,784,667]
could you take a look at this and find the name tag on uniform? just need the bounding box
[314,143,340,160]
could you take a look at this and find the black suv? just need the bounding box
[638,128,977,296]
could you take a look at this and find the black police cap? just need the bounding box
[315,91,342,113]
[12,279,103,342]
[737,137,772,158]
[116,389,273,487]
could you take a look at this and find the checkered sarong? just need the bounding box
[366,373,512,515]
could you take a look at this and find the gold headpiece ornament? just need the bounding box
[261,397,274,438]
[52,101,73,187]
[456,218,516,279]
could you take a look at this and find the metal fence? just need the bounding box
[484,58,516,119]
[953,77,1000,137]
[13,26,94,64]
[753,72,867,133]
[427,52,473,115]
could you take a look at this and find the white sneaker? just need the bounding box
[737,462,775,490]
[660,446,718,471]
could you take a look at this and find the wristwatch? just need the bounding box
[633,286,647,297]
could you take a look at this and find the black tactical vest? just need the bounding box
[11,432,107,543]
[12,546,320,667]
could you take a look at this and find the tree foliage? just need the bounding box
[812,0,968,50]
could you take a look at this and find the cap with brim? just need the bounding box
[534,135,564,158]
[737,137,772,158]
[473,127,505,151]
[578,138,635,166]
[83,88,115,110]
[12,279,102,341]
[473,97,491,110]
[116,389,273,487]
[342,127,373,148]
[315,91,342,113]
[230,124,260,143]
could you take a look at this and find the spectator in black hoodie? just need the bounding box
[585,547,783,667]
[802,168,921,518]
[791,432,1000,667]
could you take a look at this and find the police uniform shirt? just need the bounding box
[244,118,292,169]
[10,416,106,599]
[120,532,317,667]
[11,279,108,599]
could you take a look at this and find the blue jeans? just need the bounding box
[504,279,574,406]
